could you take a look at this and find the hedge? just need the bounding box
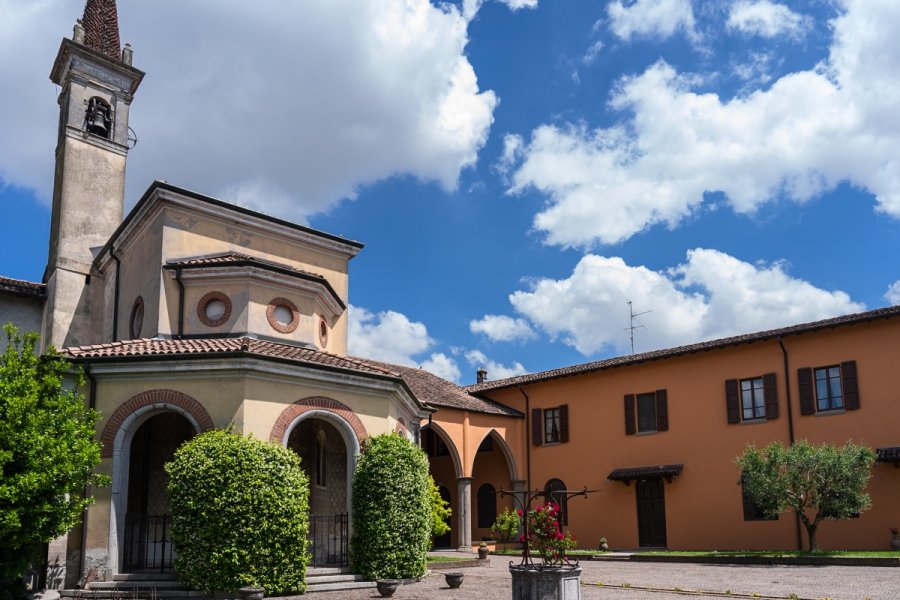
[165,430,310,594]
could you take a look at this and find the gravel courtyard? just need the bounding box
[315,557,897,599]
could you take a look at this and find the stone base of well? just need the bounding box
[509,566,582,600]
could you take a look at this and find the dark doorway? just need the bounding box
[433,486,452,548]
[636,479,667,547]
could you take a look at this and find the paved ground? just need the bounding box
[314,555,898,599]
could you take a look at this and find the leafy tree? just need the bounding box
[166,430,310,595]
[428,475,451,538]
[0,324,105,600]
[737,440,876,552]
[351,434,431,580]
[491,507,521,542]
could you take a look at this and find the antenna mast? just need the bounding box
[624,300,652,355]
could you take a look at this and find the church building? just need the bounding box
[1,1,898,594]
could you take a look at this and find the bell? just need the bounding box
[87,112,109,137]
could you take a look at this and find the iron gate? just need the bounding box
[309,513,348,567]
[122,513,175,572]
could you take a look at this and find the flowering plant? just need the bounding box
[890,527,898,535]
[518,501,577,566]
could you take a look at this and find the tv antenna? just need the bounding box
[624,300,651,355]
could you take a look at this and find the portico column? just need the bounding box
[456,476,472,551]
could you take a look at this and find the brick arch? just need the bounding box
[270,396,368,445]
[100,389,214,458]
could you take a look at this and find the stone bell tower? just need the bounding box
[43,0,143,349]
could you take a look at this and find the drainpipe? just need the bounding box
[110,249,121,341]
[777,337,804,551]
[174,267,185,339]
[517,385,531,492]
[76,361,97,588]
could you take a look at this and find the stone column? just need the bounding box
[456,476,472,551]
[511,479,527,538]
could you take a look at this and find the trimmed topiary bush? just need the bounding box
[351,433,431,580]
[165,430,310,595]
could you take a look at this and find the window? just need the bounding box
[798,361,859,415]
[477,484,496,528]
[741,477,776,521]
[726,373,778,424]
[624,390,668,435]
[544,479,568,526]
[531,405,569,445]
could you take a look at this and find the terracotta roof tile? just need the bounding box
[467,305,900,393]
[351,357,522,417]
[81,0,121,60]
[0,275,46,298]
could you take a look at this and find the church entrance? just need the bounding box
[287,418,349,567]
[122,412,195,572]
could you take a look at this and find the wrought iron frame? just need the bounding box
[499,487,597,571]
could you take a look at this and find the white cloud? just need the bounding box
[0,0,497,222]
[505,249,863,356]
[469,314,536,341]
[583,40,604,65]
[727,1,812,39]
[505,0,900,247]
[886,281,900,305]
[463,349,528,380]
[420,352,462,382]
[498,0,539,10]
[348,305,463,382]
[607,0,697,42]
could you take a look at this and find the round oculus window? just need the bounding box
[266,297,299,333]
[197,291,232,327]
[129,296,144,339]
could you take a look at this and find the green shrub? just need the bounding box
[166,430,310,594]
[491,507,521,542]
[351,434,431,580]
[429,475,451,538]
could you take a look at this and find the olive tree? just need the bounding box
[737,440,876,552]
[0,324,105,600]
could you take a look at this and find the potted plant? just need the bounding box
[444,572,464,588]
[890,528,900,550]
[598,537,609,552]
[478,540,489,559]
[375,579,400,597]
[491,507,521,544]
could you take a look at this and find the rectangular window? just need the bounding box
[544,408,561,443]
[740,377,766,420]
[741,478,776,521]
[534,405,569,445]
[637,392,657,433]
[815,366,844,411]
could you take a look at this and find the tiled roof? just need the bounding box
[81,0,121,60]
[467,305,900,393]
[352,357,522,417]
[165,251,345,310]
[64,337,396,377]
[0,275,46,298]
[876,447,900,463]
[607,464,684,482]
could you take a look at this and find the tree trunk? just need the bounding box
[805,522,819,552]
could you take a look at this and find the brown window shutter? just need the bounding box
[624,394,636,435]
[841,360,860,410]
[655,389,669,432]
[763,372,779,419]
[725,379,740,424]
[532,408,543,446]
[559,404,569,443]
[797,367,814,415]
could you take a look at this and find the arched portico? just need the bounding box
[471,430,518,544]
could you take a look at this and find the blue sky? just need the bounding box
[1,0,898,384]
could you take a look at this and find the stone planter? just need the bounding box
[238,587,265,600]
[478,545,490,559]
[444,572,464,588]
[891,533,900,551]
[376,579,400,597]
[510,566,582,600]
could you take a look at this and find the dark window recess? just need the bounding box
[626,390,668,434]
[423,428,450,457]
[741,478,776,521]
[477,484,497,528]
[543,478,568,526]
[477,436,494,453]
[798,361,859,415]
[727,373,778,423]
[534,405,569,445]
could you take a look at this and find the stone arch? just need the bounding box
[470,429,519,482]
[270,396,367,446]
[100,389,214,458]
[421,422,463,478]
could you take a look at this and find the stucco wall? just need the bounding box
[0,293,44,347]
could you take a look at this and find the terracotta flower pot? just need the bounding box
[890,533,900,551]
[445,572,464,589]
[376,579,400,597]
[478,546,489,559]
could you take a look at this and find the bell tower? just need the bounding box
[44,0,143,349]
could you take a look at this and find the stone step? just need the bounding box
[113,573,179,581]
[62,591,207,599]
[305,580,376,593]
[306,567,350,576]
[305,574,365,585]
[88,580,188,590]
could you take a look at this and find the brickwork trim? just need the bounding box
[100,389,214,458]
[270,396,368,446]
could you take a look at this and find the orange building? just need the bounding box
[425,306,900,551]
